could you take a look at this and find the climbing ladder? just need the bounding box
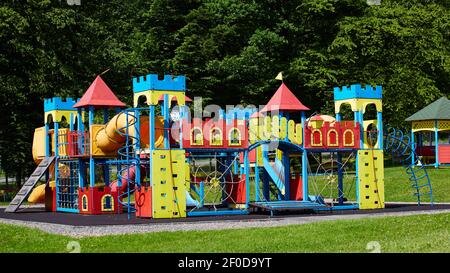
[384,126,433,205]
[5,156,56,212]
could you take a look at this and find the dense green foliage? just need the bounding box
[1,0,450,182]
[0,212,449,252]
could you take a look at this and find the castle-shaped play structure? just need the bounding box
[5,74,433,217]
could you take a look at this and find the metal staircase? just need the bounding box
[383,126,433,205]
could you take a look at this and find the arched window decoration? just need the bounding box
[81,195,88,212]
[190,127,204,146]
[101,194,114,212]
[311,129,323,147]
[327,129,339,147]
[229,128,242,146]
[210,128,223,146]
[343,129,355,146]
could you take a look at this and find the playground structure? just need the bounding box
[5,74,434,218]
[405,97,450,168]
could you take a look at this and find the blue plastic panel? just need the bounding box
[132,74,186,92]
[333,84,382,101]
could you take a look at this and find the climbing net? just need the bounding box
[188,153,244,213]
[308,151,357,207]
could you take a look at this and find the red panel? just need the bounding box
[225,175,246,204]
[182,118,249,149]
[289,174,303,201]
[78,187,120,215]
[417,146,435,156]
[45,186,56,212]
[135,187,152,218]
[68,131,90,157]
[305,121,360,149]
[438,145,450,163]
[239,149,256,163]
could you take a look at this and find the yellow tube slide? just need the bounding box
[95,112,165,153]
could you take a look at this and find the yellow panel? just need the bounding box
[335,99,382,114]
[90,125,117,157]
[263,116,272,139]
[249,118,258,144]
[272,116,280,138]
[363,120,379,149]
[288,120,296,143]
[295,123,303,145]
[185,162,190,189]
[280,117,287,139]
[152,150,186,219]
[256,147,263,167]
[411,120,436,132]
[358,150,384,209]
[32,127,46,164]
[438,120,450,131]
[45,110,82,123]
[276,150,283,161]
[134,90,186,107]
[57,128,69,156]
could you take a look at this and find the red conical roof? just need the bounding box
[260,83,309,112]
[73,76,126,108]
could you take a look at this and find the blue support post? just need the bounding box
[254,164,260,202]
[163,94,170,149]
[134,109,141,187]
[359,110,364,148]
[301,111,308,201]
[54,122,59,208]
[69,113,74,131]
[262,169,270,201]
[149,105,155,186]
[411,129,415,166]
[377,112,383,150]
[77,109,85,188]
[435,120,439,168]
[283,151,290,201]
[337,152,344,205]
[88,106,95,187]
[44,122,50,183]
[244,149,250,209]
[103,108,109,123]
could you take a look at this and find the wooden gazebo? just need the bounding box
[406,97,450,167]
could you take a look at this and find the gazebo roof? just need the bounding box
[405,97,450,122]
[260,83,309,113]
[73,76,126,108]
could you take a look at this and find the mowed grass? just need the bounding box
[0,212,449,253]
[384,166,450,203]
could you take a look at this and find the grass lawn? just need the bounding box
[0,212,448,253]
[385,166,450,203]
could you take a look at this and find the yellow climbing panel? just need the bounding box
[152,150,187,218]
[358,150,385,209]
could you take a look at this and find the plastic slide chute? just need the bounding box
[110,165,137,193]
[28,181,55,203]
[95,112,165,153]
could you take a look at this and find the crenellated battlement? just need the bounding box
[44,97,79,112]
[333,84,382,101]
[132,74,186,93]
